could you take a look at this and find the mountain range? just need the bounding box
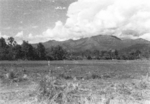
[36,35,150,52]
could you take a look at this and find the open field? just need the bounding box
[0,60,150,80]
[0,60,150,104]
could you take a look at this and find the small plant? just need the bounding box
[8,71,16,80]
[90,74,101,79]
[85,73,101,80]
[133,74,150,90]
[37,74,81,104]
[37,75,58,101]
[58,73,73,80]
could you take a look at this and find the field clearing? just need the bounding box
[0,60,150,80]
[0,60,150,104]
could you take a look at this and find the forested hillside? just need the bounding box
[0,36,150,60]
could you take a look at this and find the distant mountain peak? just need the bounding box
[111,35,122,40]
[36,35,150,52]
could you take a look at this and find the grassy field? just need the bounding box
[0,60,150,104]
[0,60,150,80]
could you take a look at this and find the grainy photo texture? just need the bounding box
[0,0,150,104]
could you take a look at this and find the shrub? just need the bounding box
[58,73,73,80]
[85,73,101,80]
[133,74,150,90]
[37,74,81,104]
[37,75,58,101]
[6,71,16,80]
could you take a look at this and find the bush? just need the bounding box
[37,75,58,100]
[37,74,80,104]
[133,74,150,90]
[58,73,73,80]
[8,71,16,80]
[85,73,101,80]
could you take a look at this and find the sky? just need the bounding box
[0,0,150,43]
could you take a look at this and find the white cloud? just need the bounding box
[32,26,38,29]
[55,7,66,10]
[22,21,80,43]
[65,0,150,38]
[42,0,150,41]
[139,33,150,41]
[14,31,24,44]
[16,0,150,43]
[40,21,72,41]
[15,31,23,37]
[0,32,9,39]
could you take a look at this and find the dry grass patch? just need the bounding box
[36,74,150,104]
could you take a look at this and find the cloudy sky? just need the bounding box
[0,0,150,43]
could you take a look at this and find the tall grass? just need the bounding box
[37,74,81,104]
[36,74,150,104]
[1,74,150,104]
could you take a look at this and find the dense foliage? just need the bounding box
[0,37,150,60]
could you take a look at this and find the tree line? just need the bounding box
[0,37,150,60]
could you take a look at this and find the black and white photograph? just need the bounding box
[0,0,150,104]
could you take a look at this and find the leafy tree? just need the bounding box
[141,49,150,59]
[21,41,35,60]
[0,37,7,48]
[13,45,23,59]
[0,48,8,60]
[83,50,92,60]
[50,46,67,60]
[7,37,17,47]
[109,50,119,59]
[0,37,8,60]
[128,50,141,60]
[37,43,46,60]
[99,51,111,60]
[6,37,18,60]
[93,50,100,59]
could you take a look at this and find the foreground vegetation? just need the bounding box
[38,74,150,104]
[0,73,150,104]
[0,37,150,60]
[0,60,150,104]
